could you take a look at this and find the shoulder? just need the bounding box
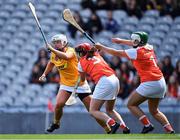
[125,48,137,60]
[50,52,56,63]
[50,52,55,59]
[137,44,154,55]
[144,44,154,50]
[80,56,88,64]
[138,44,153,51]
[67,47,75,53]
[66,47,77,59]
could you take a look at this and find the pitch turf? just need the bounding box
[0,134,179,140]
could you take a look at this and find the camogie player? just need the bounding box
[75,43,130,134]
[95,31,175,134]
[39,34,110,133]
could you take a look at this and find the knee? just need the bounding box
[106,108,114,115]
[89,107,98,117]
[127,100,139,109]
[127,103,131,109]
[55,102,65,109]
[89,108,94,116]
[127,101,133,110]
[149,109,159,116]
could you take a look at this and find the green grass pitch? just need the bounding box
[0,134,179,140]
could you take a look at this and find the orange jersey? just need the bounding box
[50,47,80,86]
[79,53,114,84]
[125,45,163,82]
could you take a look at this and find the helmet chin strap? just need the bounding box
[133,43,145,48]
[133,45,138,48]
[61,42,68,51]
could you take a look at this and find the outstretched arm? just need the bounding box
[39,61,54,81]
[95,42,128,58]
[46,44,74,60]
[112,38,133,46]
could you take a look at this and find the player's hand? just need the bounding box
[39,74,47,82]
[46,43,52,50]
[112,38,121,43]
[90,47,98,52]
[95,42,103,50]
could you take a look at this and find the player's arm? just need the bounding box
[47,44,74,60]
[112,38,133,46]
[95,42,128,58]
[77,62,86,82]
[39,61,54,81]
[79,71,86,82]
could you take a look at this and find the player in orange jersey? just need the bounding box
[95,31,175,134]
[39,34,109,133]
[75,43,130,134]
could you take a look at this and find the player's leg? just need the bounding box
[89,99,108,122]
[127,91,154,133]
[89,98,118,134]
[46,90,71,133]
[127,91,147,117]
[89,75,120,134]
[54,90,71,124]
[148,98,175,133]
[78,94,111,133]
[105,100,130,134]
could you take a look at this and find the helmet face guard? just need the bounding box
[75,46,88,57]
[131,33,141,47]
[75,43,95,58]
[51,34,68,51]
[131,32,148,47]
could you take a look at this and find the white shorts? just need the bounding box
[59,80,91,94]
[93,74,120,100]
[136,77,166,98]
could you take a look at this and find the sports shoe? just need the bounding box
[110,122,120,134]
[46,123,60,133]
[141,124,154,134]
[106,131,111,134]
[169,130,175,134]
[123,127,130,134]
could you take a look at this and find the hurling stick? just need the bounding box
[62,9,95,44]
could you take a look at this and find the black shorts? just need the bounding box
[77,93,91,101]
[66,91,91,101]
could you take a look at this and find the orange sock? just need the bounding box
[106,118,115,126]
[139,115,151,127]
[118,117,126,129]
[163,124,174,133]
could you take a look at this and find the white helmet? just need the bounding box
[51,34,68,46]
[131,33,141,46]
